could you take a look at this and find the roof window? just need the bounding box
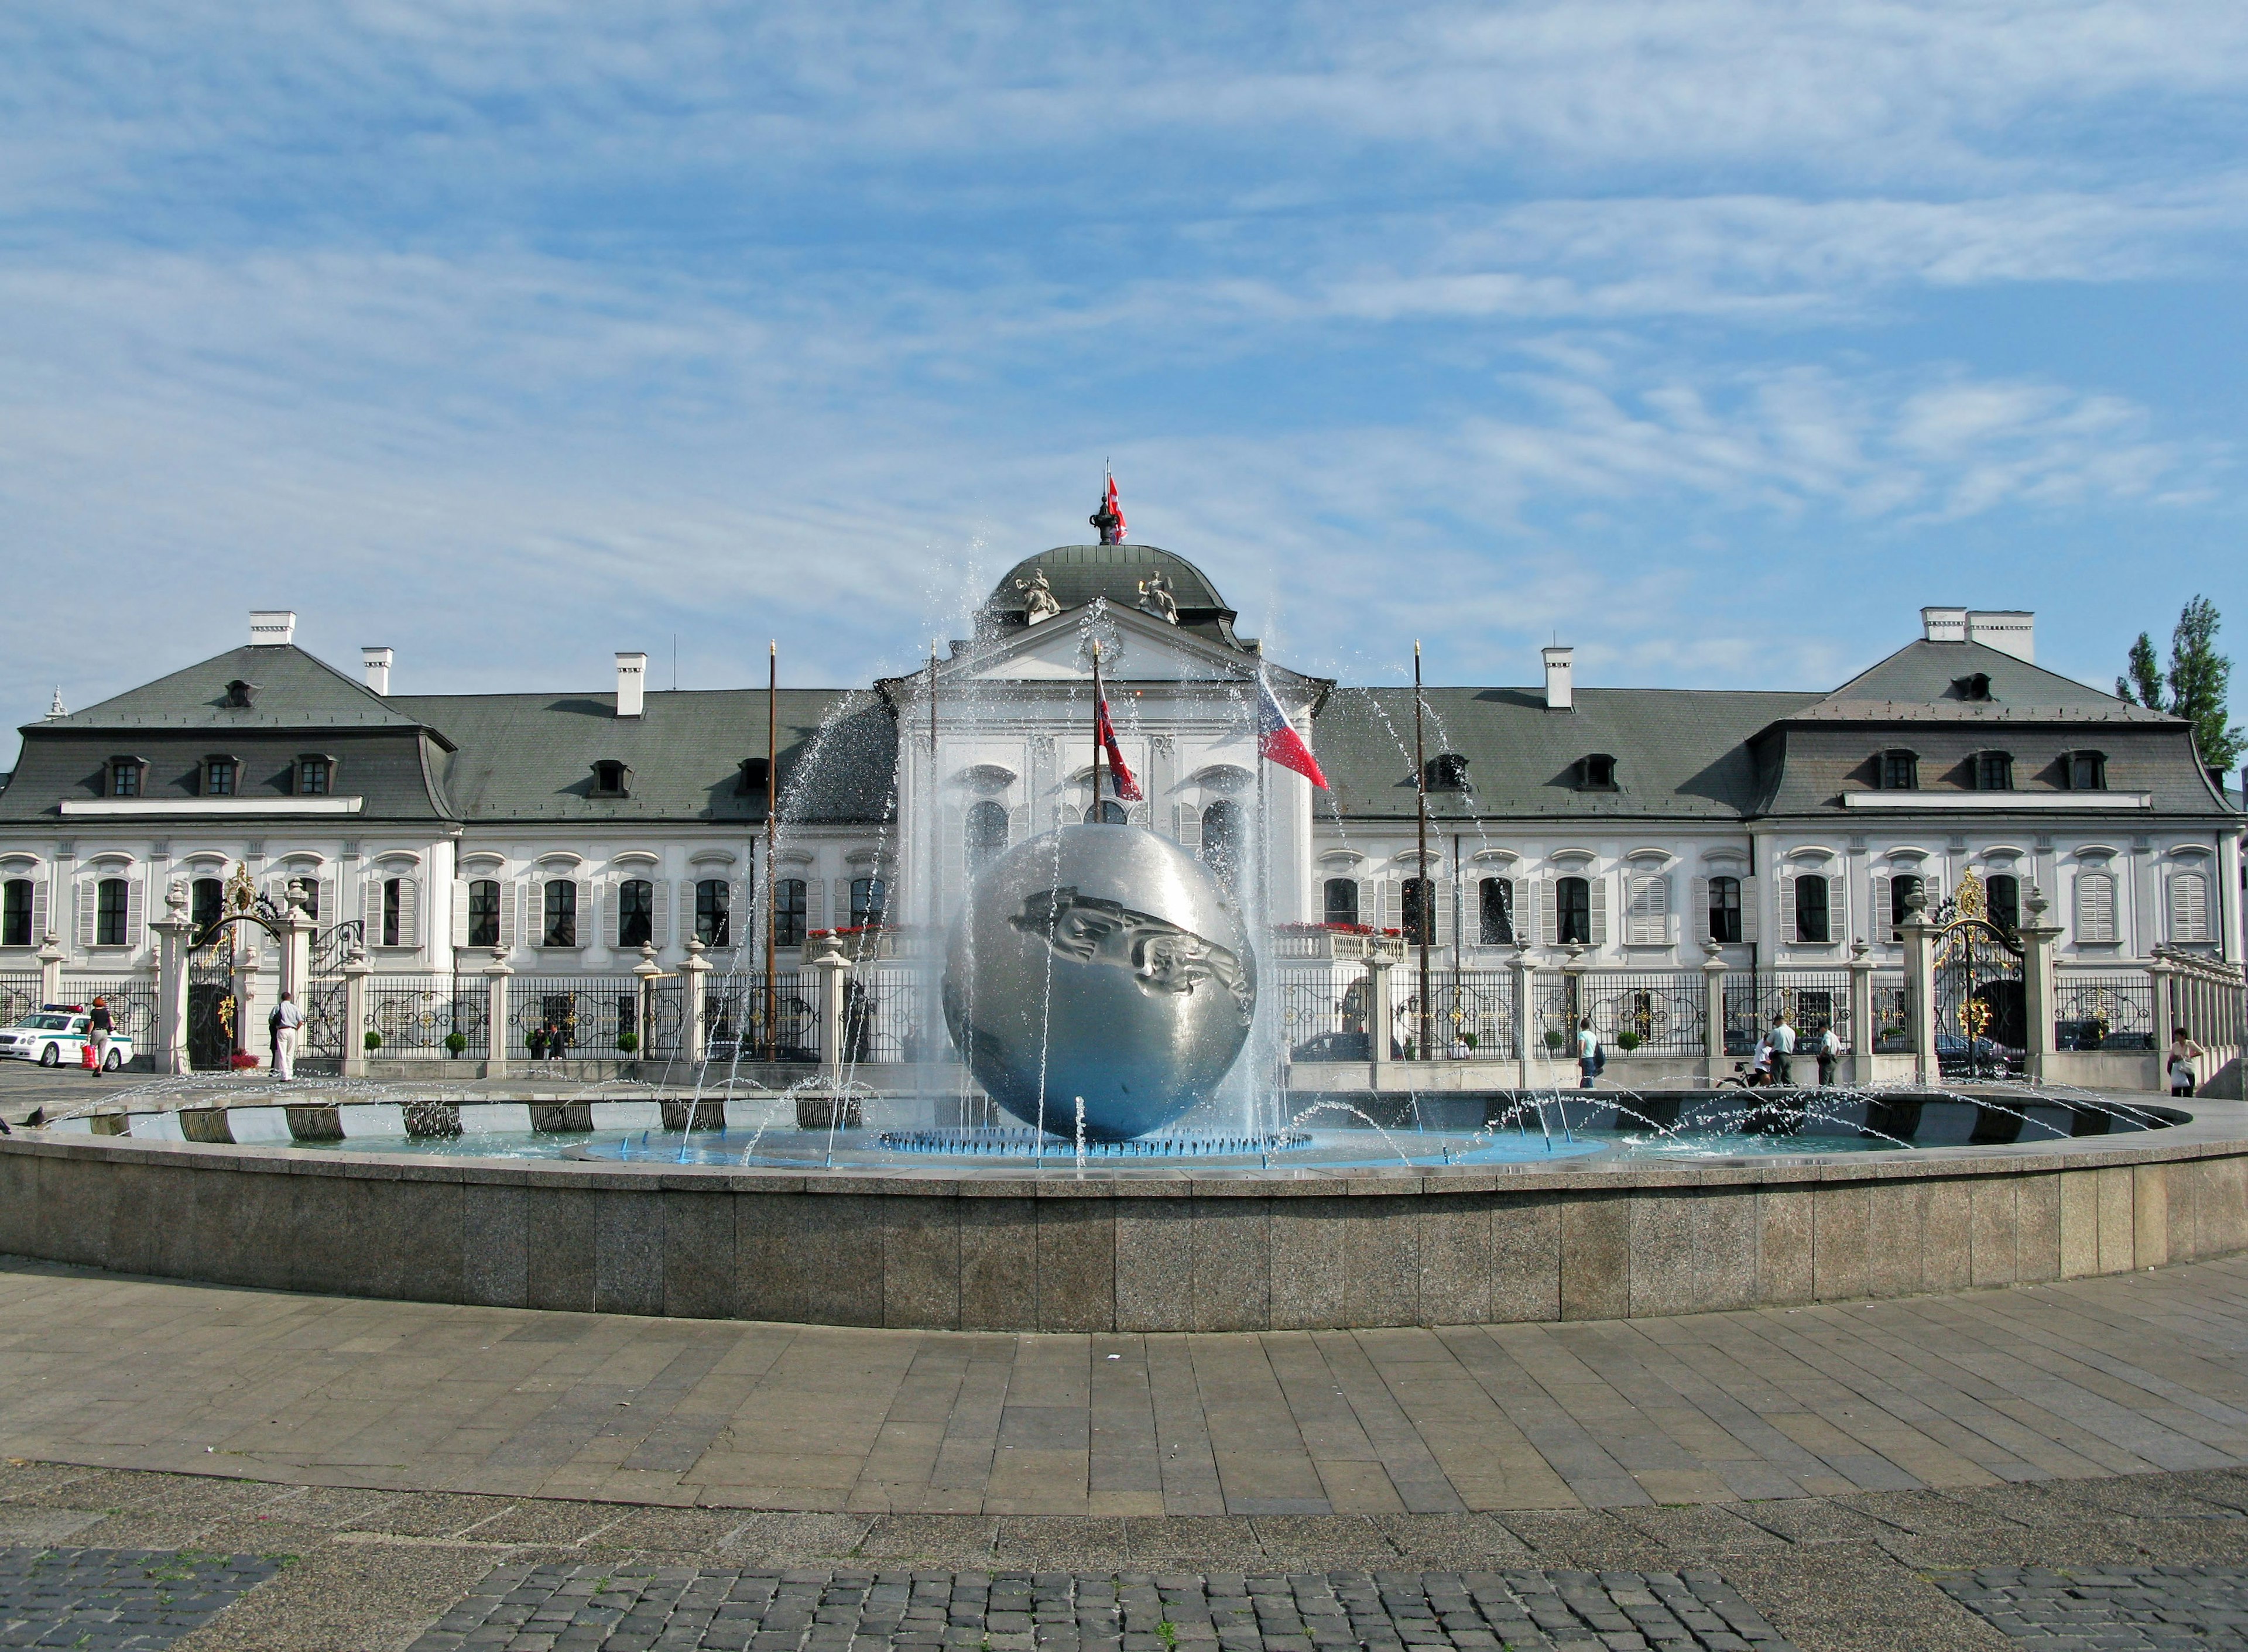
[735,757,770,796]
[1427,752,1470,792]
[107,756,146,798]
[1971,750,2013,791]
[202,756,239,797]
[1952,673,1993,702]
[222,678,259,708]
[1877,749,1918,790]
[2062,750,2106,791]
[591,760,631,798]
[1576,753,1618,790]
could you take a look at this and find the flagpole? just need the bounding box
[1091,643,1104,822]
[1256,671,1272,1131]
[1414,640,1432,1063]
[764,640,777,1061]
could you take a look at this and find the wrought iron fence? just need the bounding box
[839,969,919,1065]
[0,973,40,1025]
[364,973,488,1058]
[1721,971,1850,1055]
[1274,966,1369,1058]
[700,971,821,1062]
[303,975,347,1060]
[1872,975,1911,1053]
[1578,971,1702,1055]
[1430,970,1516,1059]
[509,975,640,1059]
[67,978,159,1045]
[2054,972,2156,1051]
[1533,974,1578,1059]
[646,978,686,1058]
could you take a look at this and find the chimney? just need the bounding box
[362,646,393,695]
[1965,609,2035,663]
[1921,606,1968,645]
[615,651,647,718]
[249,609,297,647]
[1542,645,1574,710]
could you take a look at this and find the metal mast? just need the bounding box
[1414,640,1432,1061]
[763,641,777,1060]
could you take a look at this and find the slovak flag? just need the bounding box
[1095,695,1143,800]
[1104,472,1126,541]
[1257,674,1328,790]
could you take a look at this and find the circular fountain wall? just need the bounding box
[6,1085,2246,1331]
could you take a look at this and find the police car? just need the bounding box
[0,1006,135,1069]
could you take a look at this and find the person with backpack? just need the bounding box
[1577,1015,1601,1089]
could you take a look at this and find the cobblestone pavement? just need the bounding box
[1933,1565,2248,1647]
[0,1545,282,1648]
[406,1565,1795,1652]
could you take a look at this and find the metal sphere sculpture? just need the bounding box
[942,824,1257,1141]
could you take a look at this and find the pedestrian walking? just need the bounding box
[1769,1012,1796,1085]
[2170,1026,2207,1098]
[273,991,303,1081]
[527,1022,549,1064]
[85,997,112,1075]
[1816,1023,1842,1088]
[1576,1015,1600,1090]
[1749,1033,1773,1085]
[546,1019,568,1070]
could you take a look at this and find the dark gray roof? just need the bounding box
[984,544,1250,650]
[1810,640,2170,720]
[1313,687,1819,822]
[397,689,896,825]
[37,645,427,734]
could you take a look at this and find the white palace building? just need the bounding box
[1,524,2241,1089]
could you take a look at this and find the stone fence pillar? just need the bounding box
[482,948,512,1080]
[152,882,194,1075]
[1507,948,1534,1089]
[680,937,711,1066]
[1701,939,1727,1082]
[1846,938,1875,1087]
[36,930,63,1007]
[277,880,314,1006]
[1900,891,1938,1086]
[1367,957,1395,1085]
[634,942,664,1064]
[2017,887,2061,1087]
[812,933,852,1086]
[2150,950,2176,1059]
[340,948,373,1078]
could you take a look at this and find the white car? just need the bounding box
[0,1007,135,1070]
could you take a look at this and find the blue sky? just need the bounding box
[4,1,2245,724]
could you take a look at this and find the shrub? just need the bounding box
[1616,1030,1642,1051]
[444,1031,468,1055]
[616,1030,640,1054]
[1544,1029,1565,1051]
[363,1029,383,1052]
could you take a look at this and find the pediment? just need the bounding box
[958,604,1252,685]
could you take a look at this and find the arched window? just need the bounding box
[616,878,654,948]
[1200,800,1243,885]
[2171,870,2212,944]
[542,880,577,948]
[95,878,129,947]
[1084,799,1128,824]
[1479,877,1514,945]
[695,879,731,947]
[1889,873,1924,937]
[2075,870,2116,944]
[1708,876,1741,944]
[850,876,886,928]
[1972,751,2013,791]
[1,879,28,948]
[1878,750,1918,790]
[1793,875,1829,943]
[1323,878,1359,926]
[1400,877,1435,945]
[1555,875,1591,944]
[1986,873,2020,934]
[191,878,224,944]
[773,878,807,947]
[467,879,501,948]
[965,800,1009,872]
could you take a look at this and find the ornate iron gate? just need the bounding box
[1931,879,2025,1079]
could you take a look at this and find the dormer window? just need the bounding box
[591,760,630,798]
[1577,753,1618,790]
[1427,752,1469,791]
[107,757,145,798]
[203,756,238,797]
[1953,673,1993,702]
[296,755,333,796]
[2063,750,2107,791]
[222,678,258,708]
[735,758,770,796]
[1878,749,1918,790]
[1971,750,2013,791]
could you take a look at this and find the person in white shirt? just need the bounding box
[1817,1024,1843,1088]
[1577,1016,1599,1090]
[1768,1013,1797,1085]
[274,990,304,1082]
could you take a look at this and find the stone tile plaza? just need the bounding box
[0,509,2244,1647]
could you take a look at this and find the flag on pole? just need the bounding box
[1102,472,1126,543]
[1095,694,1143,800]
[1257,674,1328,790]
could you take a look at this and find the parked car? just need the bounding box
[0,1006,135,1069]
[1287,1030,1404,1062]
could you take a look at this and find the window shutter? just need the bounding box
[498,880,517,951]
[727,880,746,949]
[397,876,420,948]
[30,877,48,944]
[1008,804,1030,846]
[1740,875,1760,944]
[1355,877,1375,930]
[677,882,697,947]
[452,880,471,950]
[651,879,670,948]
[1434,879,1455,949]
[1538,875,1557,944]
[835,878,852,927]
[317,875,337,934]
[1174,803,1201,847]
[2172,873,2209,943]
[1588,875,1608,946]
[1870,873,1891,941]
[1778,876,1797,942]
[125,875,145,950]
[76,881,95,950]
[1692,876,1710,942]
[362,876,381,942]
[572,878,592,946]
[803,877,824,932]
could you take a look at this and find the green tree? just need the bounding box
[2167,595,2244,772]
[2117,632,2164,708]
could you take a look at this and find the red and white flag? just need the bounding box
[1103,472,1126,542]
[1095,694,1143,800]
[1257,674,1328,790]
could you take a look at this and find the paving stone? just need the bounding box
[1933,1565,2248,1647]
[0,1544,284,1648]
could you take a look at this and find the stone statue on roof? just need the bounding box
[1015,568,1061,626]
[1137,570,1179,625]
